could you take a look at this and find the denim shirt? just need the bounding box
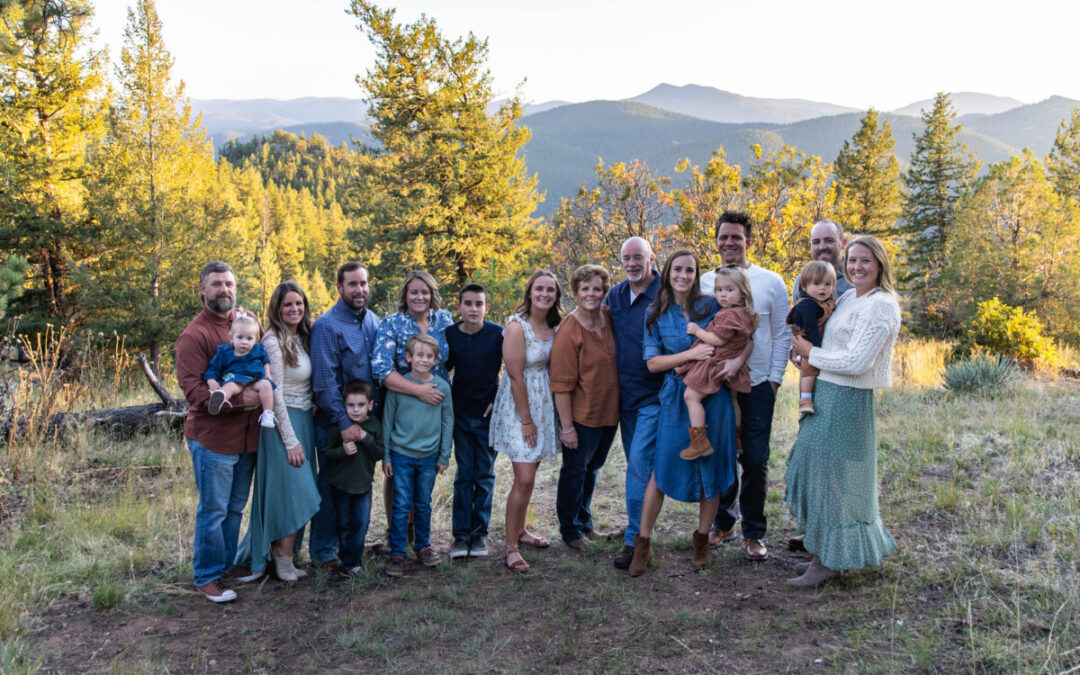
[643,296,720,362]
[310,300,382,431]
[370,309,453,383]
[604,273,663,411]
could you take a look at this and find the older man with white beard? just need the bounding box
[604,237,664,569]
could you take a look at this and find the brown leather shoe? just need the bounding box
[709,527,736,547]
[679,425,714,460]
[745,538,768,561]
[628,535,652,577]
[692,530,710,570]
[613,544,635,570]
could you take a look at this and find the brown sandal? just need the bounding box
[504,547,529,573]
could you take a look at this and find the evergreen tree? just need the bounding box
[0,0,105,325]
[349,1,544,299]
[835,108,902,247]
[85,0,223,372]
[902,92,978,335]
[1046,108,1080,203]
[0,254,29,319]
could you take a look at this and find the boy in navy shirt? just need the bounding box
[444,284,504,559]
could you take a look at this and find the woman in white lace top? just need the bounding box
[784,236,901,587]
[235,281,321,581]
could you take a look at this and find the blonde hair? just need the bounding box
[397,271,442,314]
[845,236,896,295]
[712,267,760,332]
[405,333,440,360]
[229,312,261,339]
[798,261,837,290]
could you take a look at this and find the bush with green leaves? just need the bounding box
[942,354,1017,394]
[955,297,1058,365]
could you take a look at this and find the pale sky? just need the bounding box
[92,0,1080,111]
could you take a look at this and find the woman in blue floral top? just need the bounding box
[371,270,454,537]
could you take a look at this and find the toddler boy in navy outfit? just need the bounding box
[444,284,504,559]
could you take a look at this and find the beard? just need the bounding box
[206,293,234,314]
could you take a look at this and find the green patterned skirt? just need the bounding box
[785,379,895,570]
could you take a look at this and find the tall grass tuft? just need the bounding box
[893,339,953,388]
[942,354,1017,395]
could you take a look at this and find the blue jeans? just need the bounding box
[451,415,496,543]
[188,440,255,587]
[309,423,339,564]
[331,487,372,568]
[556,423,617,543]
[623,404,660,546]
[388,451,438,558]
[714,381,776,540]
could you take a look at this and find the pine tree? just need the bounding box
[349,1,544,298]
[85,0,223,372]
[0,0,105,325]
[902,92,978,335]
[0,254,29,319]
[835,108,902,246]
[1046,108,1080,203]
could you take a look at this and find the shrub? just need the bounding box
[942,354,1017,395]
[956,298,1058,365]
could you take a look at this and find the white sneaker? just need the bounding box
[259,410,275,428]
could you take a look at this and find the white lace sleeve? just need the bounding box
[264,332,299,450]
[808,297,899,377]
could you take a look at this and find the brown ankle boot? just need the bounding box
[679,426,714,460]
[692,530,710,570]
[628,535,652,577]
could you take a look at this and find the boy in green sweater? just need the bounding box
[383,334,454,577]
[323,380,383,575]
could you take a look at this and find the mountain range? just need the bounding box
[194,84,1080,216]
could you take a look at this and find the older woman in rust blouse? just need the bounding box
[551,265,620,550]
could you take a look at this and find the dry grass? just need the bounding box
[1,338,1079,672]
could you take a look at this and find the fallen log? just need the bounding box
[1,354,188,442]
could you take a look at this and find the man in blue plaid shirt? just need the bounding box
[308,262,382,568]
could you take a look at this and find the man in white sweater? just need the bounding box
[700,211,791,561]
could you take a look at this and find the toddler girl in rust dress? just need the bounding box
[675,267,758,460]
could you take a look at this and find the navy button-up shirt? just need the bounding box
[604,272,663,412]
[310,299,382,431]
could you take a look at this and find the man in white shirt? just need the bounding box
[700,211,791,561]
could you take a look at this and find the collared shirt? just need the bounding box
[311,299,382,431]
[702,264,791,386]
[371,309,453,384]
[793,267,854,303]
[604,272,663,411]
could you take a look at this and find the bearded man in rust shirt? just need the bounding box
[176,261,262,603]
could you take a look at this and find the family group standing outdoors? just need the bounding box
[176,211,901,604]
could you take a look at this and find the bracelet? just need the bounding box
[521,419,534,426]
[560,428,576,436]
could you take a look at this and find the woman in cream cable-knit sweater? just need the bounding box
[785,236,901,587]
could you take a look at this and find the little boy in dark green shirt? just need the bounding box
[323,380,382,574]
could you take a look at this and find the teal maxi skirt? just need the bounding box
[235,408,321,574]
[784,380,896,570]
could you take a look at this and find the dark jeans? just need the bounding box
[556,422,617,543]
[714,381,776,540]
[451,415,496,543]
[309,423,339,564]
[331,487,372,568]
[388,451,438,558]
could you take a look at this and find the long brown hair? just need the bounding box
[513,270,563,328]
[266,280,313,367]
[646,250,710,334]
